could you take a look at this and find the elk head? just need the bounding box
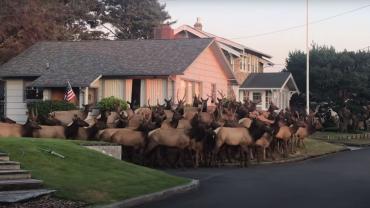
[72,115,89,127]
[137,114,157,134]
[127,100,138,111]
[200,97,209,112]
[192,94,201,107]
[164,97,173,110]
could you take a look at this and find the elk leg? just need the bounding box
[226,146,233,163]
[240,145,250,167]
[284,141,288,157]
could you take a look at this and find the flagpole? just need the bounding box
[306,0,310,115]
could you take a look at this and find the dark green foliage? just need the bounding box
[286,44,370,103]
[0,0,170,64]
[28,100,77,116]
[97,96,128,111]
[98,0,171,39]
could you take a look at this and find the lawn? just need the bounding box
[263,138,346,163]
[303,138,347,156]
[0,137,189,205]
[310,131,370,146]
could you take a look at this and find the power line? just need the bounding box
[230,4,370,40]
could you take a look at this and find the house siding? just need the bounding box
[175,47,229,104]
[5,80,27,123]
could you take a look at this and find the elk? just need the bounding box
[146,127,191,167]
[164,97,173,110]
[294,114,322,148]
[212,127,254,167]
[50,104,90,125]
[0,119,41,138]
[248,118,273,161]
[192,94,201,107]
[134,100,152,121]
[0,116,16,124]
[37,114,62,126]
[110,116,157,161]
[33,115,89,139]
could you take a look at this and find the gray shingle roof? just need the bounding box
[0,38,215,87]
[240,72,291,89]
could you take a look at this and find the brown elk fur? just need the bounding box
[33,116,88,139]
[147,128,190,151]
[0,119,40,138]
[111,129,146,148]
[213,127,253,166]
[33,126,66,139]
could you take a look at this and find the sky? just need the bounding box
[161,0,370,72]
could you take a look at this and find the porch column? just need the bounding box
[78,87,83,108]
[261,91,266,111]
[84,87,89,105]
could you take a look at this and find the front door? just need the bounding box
[131,79,141,107]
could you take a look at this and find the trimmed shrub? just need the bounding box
[28,100,77,116]
[97,96,128,111]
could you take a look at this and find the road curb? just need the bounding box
[101,179,199,208]
[258,147,350,166]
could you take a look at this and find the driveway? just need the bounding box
[139,148,370,208]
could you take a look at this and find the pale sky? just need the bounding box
[161,0,370,71]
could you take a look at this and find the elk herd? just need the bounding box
[0,92,326,168]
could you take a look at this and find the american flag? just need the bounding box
[65,81,76,102]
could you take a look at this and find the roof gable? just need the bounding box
[174,25,272,58]
[240,72,298,91]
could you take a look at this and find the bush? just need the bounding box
[97,96,128,111]
[28,100,77,116]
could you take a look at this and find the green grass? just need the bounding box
[303,138,347,156]
[0,138,189,205]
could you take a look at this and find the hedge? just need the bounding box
[28,100,77,116]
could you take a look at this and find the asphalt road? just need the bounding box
[139,148,370,208]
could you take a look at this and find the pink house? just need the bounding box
[0,38,237,122]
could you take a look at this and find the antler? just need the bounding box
[181,92,186,102]
[217,90,225,99]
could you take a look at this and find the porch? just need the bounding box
[239,72,299,111]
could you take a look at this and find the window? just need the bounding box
[247,55,251,72]
[239,58,243,70]
[251,56,255,73]
[240,57,247,71]
[252,92,261,103]
[230,57,235,71]
[25,87,43,100]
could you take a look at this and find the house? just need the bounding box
[0,38,237,123]
[239,72,299,110]
[173,18,274,85]
[170,18,299,111]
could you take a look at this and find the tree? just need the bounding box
[286,44,370,104]
[96,0,171,39]
[0,0,170,64]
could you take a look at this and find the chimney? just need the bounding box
[153,24,174,39]
[194,17,203,31]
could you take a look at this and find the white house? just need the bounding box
[239,72,299,110]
